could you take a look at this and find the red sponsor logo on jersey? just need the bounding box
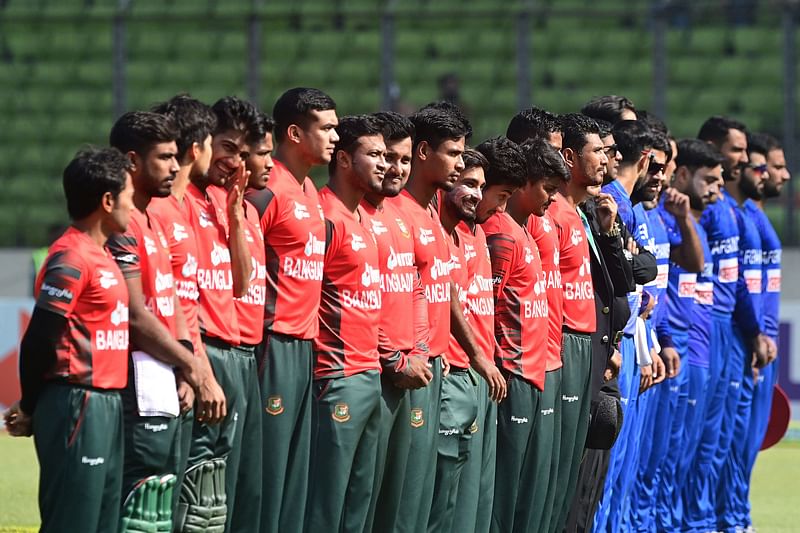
[767,269,781,292]
[678,273,697,298]
[743,269,762,294]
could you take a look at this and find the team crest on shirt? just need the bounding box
[542,217,552,233]
[144,236,157,256]
[468,420,478,434]
[395,218,410,238]
[182,254,198,277]
[198,210,213,228]
[419,228,435,245]
[578,256,591,277]
[524,246,535,264]
[553,250,560,266]
[371,219,388,235]
[571,228,584,247]
[98,270,119,289]
[351,234,367,252]
[332,404,351,422]
[110,301,129,326]
[173,223,189,242]
[265,396,284,416]
[293,201,310,220]
[410,408,424,428]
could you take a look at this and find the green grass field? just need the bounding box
[1,432,798,532]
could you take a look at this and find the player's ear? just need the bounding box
[336,148,350,169]
[101,191,115,214]
[636,151,650,175]
[562,147,576,168]
[287,124,302,145]
[673,166,688,187]
[126,151,140,174]
[189,141,201,163]
[416,140,429,161]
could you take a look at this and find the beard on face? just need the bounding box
[762,180,782,199]
[739,175,763,201]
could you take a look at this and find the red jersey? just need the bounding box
[527,212,564,371]
[149,195,202,350]
[360,198,417,359]
[314,187,382,379]
[387,190,452,357]
[183,182,240,345]
[34,227,129,389]
[547,193,596,333]
[232,201,267,345]
[445,229,470,369]
[107,208,178,343]
[456,222,495,363]
[244,160,326,340]
[482,212,547,389]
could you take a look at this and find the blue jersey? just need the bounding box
[731,197,763,340]
[688,222,714,367]
[699,192,740,315]
[745,200,781,340]
[641,205,673,347]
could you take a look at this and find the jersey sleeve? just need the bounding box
[106,232,141,278]
[35,249,87,317]
[486,232,515,302]
[411,270,431,356]
[733,273,762,340]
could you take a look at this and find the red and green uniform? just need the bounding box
[183,183,262,533]
[387,189,453,533]
[306,187,383,533]
[429,229,479,533]
[452,222,497,533]
[483,211,549,533]
[27,227,129,533]
[245,160,326,533]
[546,193,595,533]
[527,210,567,530]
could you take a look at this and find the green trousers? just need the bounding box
[186,339,262,533]
[33,384,124,533]
[396,357,444,533]
[452,377,497,533]
[491,373,542,533]
[172,408,194,529]
[257,333,313,533]
[527,368,563,532]
[306,370,383,533]
[548,332,592,533]
[428,368,479,533]
[366,373,411,533]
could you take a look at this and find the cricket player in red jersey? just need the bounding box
[182,97,259,533]
[451,142,525,533]
[433,147,512,533]
[4,148,134,533]
[390,103,505,533]
[108,112,227,531]
[305,115,386,533]
[244,88,337,533]
[149,94,218,511]
[547,113,610,533]
[362,111,434,533]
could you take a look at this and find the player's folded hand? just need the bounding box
[651,352,666,385]
[3,401,32,437]
[473,357,506,403]
[393,355,433,390]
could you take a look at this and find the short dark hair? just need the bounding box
[560,113,601,153]
[419,101,473,141]
[373,111,415,143]
[611,120,655,164]
[410,104,471,152]
[109,111,178,156]
[505,106,561,144]
[475,136,526,190]
[328,114,384,176]
[152,94,217,160]
[520,138,570,183]
[596,119,613,139]
[63,147,132,220]
[211,96,258,137]
[675,138,725,170]
[747,132,782,158]
[462,148,489,173]
[246,112,276,145]
[272,87,336,142]
[697,116,747,146]
[637,109,671,138]
[652,132,672,161]
[581,95,637,124]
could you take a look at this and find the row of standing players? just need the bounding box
[2,90,787,533]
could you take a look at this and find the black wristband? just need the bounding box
[178,339,194,355]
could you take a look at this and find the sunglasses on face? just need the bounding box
[604,144,618,158]
[748,163,768,174]
[648,153,666,176]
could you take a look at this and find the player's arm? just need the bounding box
[17,307,65,418]
[596,214,635,296]
[664,190,703,272]
[227,166,253,298]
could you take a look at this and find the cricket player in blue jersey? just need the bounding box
[650,139,722,533]
[719,133,786,532]
[685,117,771,532]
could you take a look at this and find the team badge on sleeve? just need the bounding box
[265,396,284,416]
[410,408,425,428]
[332,403,351,423]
